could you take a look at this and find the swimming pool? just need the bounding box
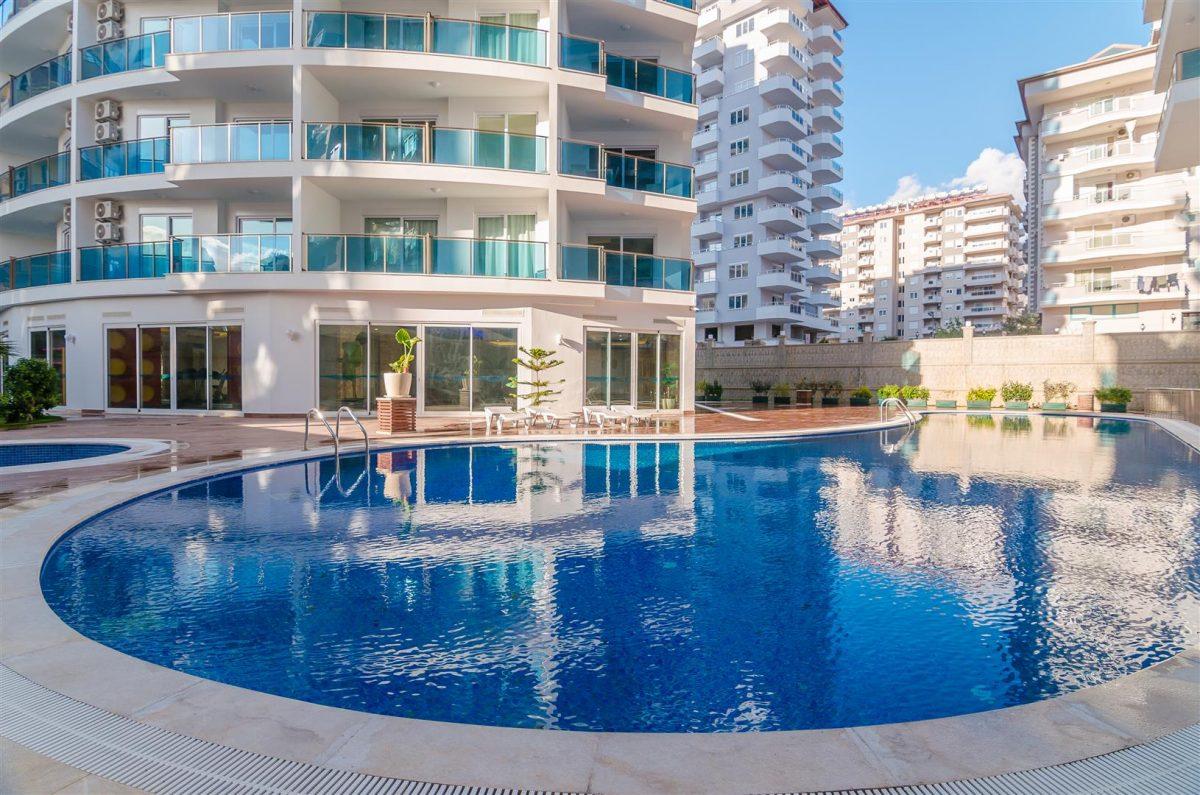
[41,414,1200,733]
[0,442,129,468]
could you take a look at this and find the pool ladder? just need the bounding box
[304,407,370,458]
[878,397,920,426]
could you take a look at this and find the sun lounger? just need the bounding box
[526,407,579,429]
[484,405,529,432]
[582,405,627,428]
[608,404,657,425]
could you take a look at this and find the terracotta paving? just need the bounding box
[0,406,883,508]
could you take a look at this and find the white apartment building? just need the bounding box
[830,189,1026,341]
[690,0,846,346]
[0,0,700,416]
[1016,39,1199,335]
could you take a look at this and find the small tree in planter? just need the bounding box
[506,347,565,408]
[900,384,930,408]
[384,328,421,397]
[1041,380,1075,411]
[849,386,872,406]
[1095,386,1133,413]
[820,381,843,407]
[876,384,901,404]
[966,386,996,410]
[750,380,771,405]
[772,382,792,406]
[1000,380,1033,411]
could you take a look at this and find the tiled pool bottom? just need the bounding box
[0,443,129,468]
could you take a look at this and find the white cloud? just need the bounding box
[885,148,1026,207]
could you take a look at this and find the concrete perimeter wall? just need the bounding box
[696,323,1200,411]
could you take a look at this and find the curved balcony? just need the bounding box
[307,234,545,279]
[2,50,69,109]
[559,34,695,104]
[806,238,842,261]
[809,131,843,158]
[0,149,68,200]
[760,204,804,233]
[693,36,724,69]
[559,244,692,291]
[1,248,69,290]
[691,216,722,240]
[758,171,806,201]
[809,184,842,210]
[757,268,805,293]
[759,105,807,137]
[692,126,719,151]
[305,122,547,173]
[560,139,693,198]
[810,157,843,184]
[78,235,292,281]
[810,51,843,80]
[1041,183,1189,223]
[170,122,292,164]
[812,78,844,106]
[760,7,808,47]
[758,73,805,105]
[306,11,544,66]
[79,137,169,181]
[810,25,844,57]
[1046,140,1156,177]
[0,0,39,29]
[1,0,69,76]
[1042,231,1185,265]
[759,138,808,169]
[80,241,171,281]
[758,237,805,263]
[1040,94,1162,140]
[811,104,843,133]
[808,211,843,234]
[170,11,293,54]
[79,31,170,80]
[805,262,840,284]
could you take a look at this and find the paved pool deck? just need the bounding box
[1,409,1197,794]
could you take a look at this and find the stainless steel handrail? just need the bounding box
[335,406,370,456]
[304,408,337,452]
[879,396,919,426]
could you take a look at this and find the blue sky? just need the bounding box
[835,0,1151,209]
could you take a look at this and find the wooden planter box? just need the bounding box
[966,400,993,410]
[794,389,814,406]
[376,397,417,433]
[1004,401,1029,411]
[935,400,957,409]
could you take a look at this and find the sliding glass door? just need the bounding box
[29,328,66,404]
[423,325,518,412]
[106,324,241,411]
[317,322,423,412]
[584,329,681,409]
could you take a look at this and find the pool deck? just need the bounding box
[1,409,1198,794]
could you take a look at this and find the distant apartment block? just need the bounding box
[1017,37,1199,334]
[692,0,847,347]
[829,189,1026,342]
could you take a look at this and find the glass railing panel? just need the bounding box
[559,140,600,178]
[170,122,291,164]
[663,257,693,290]
[171,11,291,53]
[472,239,546,278]
[304,123,424,162]
[658,0,696,8]
[1179,48,1200,81]
[7,51,70,107]
[5,250,70,290]
[78,137,169,180]
[79,242,172,280]
[559,244,602,281]
[431,18,546,65]
[171,234,291,273]
[2,151,69,199]
[605,53,694,103]
[431,128,545,171]
[305,11,425,51]
[80,31,169,79]
[559,34,602,74]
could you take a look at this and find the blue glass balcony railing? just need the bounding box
[559,140,694,198]
[80,31,169,79]
[80,241,171,281]
[306,235,547,279]
[304,11,546,66]
[559,245,693,291]
[170,11,291,53]
[305,122,547,172]
[0,150,69,200]
[559,34,694,104]
[170,122,292,163]
[79,137,169,180]
[1,0,39,29]
[657,0,697,8]
[2,249,70,290]
[6,51,70,107]
[172,235,292,273]
[1178,48,1200,81]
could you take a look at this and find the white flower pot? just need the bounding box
[384,372,412,398]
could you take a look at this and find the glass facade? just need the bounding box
[584,330,680,409]
[79,138,169,181]
[80,31,170,79]
[28,328,66,404]
[318,325,369,411]
[107,325,241,411]
[140,327,172,410]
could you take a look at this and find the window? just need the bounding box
[140,215,193,241]
[730,138,750,156]
[364,217,438,236]
[107,325,241,411]
[733,202,754,219]
[730,169,749,187]
[728,262,748,279]
[735,51,753,67]
[729,107,750,125]
[733,324,754,341]
[137,115,189,139]
[735,18,755,36]
[729,294,747,309]
[28,329,66,404]
[703,327,719,341]
[732,233,753,248]
[733,79,754,92]
[140,17,170,34]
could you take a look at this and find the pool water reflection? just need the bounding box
[41,415,1200,732]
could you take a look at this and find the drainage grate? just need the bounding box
[1,664,1197,795]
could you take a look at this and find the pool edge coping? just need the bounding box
[0,437,176,474]
[1,413,1198,793]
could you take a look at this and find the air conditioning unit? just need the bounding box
[62,206,72,225]
[95,121,121,143]
[94,200,123,221]
[97,20,123,41]
[95,222,123,243]
[1124,171,1140,180]
[96,0,124,22]
[1118,214,1137,226]
[94,100,121,122]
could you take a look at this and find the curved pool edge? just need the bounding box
[3,414,1199,793]
[0,437,175,474]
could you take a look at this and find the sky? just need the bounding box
[835,0,1152,210]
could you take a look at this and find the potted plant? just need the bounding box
[794,378,813,406]
[696,380,709,401]
[772,382,792,406]
[1095,386,1132,413]
[1000,380,1033,411]
[660,360,679,410]
[935,391,957,409]
[900,384,929,408]
[703,380,724,401]
[384,328,421,397]
[1041,380,1074,412]
[849,386,872,406]
[820,380,843,407]
[750,380,771,406]
[966,386,996,410]
[876,384,901,405]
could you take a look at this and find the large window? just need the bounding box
[28,328,66,404]
[107,324,241,411]
[423,325,519,412]
[318,323,420,411]
[585,330,679,409]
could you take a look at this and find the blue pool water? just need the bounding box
[42,415,1200,732]
[0,442,128,468]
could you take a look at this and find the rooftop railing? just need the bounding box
[559,34,694,104]
[79,136,169,180]
[0,150,69,200]
[304,11,545,66]
[80,30,169,79]
[559,244,693,291]
[5,51,70,107]
[304,122,547,172]
[559,140,694,198]
[170,11,292,53]
[1,249,70,290]
[306,234,546,279]
[170,121,292,163]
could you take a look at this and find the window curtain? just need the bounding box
[476,216,507,277]
[477,14,507,60]
[508,13,540,64]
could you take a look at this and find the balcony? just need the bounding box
[0,149,68,200]
[171,122,292,164]
[1158,50,1200,171]
[812,79,844,106]
[806,238,842,260]
[809,131,843,158]
[760,7,808,46]
[695,247,720,266]
[3,50,69,109]
[967,304,1005,316]
[306,122,547,173]
[307,235,545,278]
[811,104,843,133]
[1041,183,1189,223]
[1042,231,1185,264]
[808,211,842,234]
[1046,140,1156,176]
[807,289,837,307]
[810,25,844,56]
[308,12,543,65]
[810,51,843,80]
[1040,94,1162,139]
[757,171,805,201]
[757,268,805,292]
[560,34,695,104]
[80,31,169,80]
[558,245,692,291]
[696,308,717,324]
[560,140,694,198]
[692,216,723,240]
[0,0,39,30]
[805,262,839,284]
[760,40,806,73]
[1041,273,1187,307]
[809,158,843,184]
[698,94,721,122]
[694,154,719,179]
[759,105,807,137]
[695,278,718,297]
[758,237,805,263]
[78,137,169,181]
[80,241,171,280]
[758,138,807,170]
[696,66,724,98]
[809,185,842,210]
[758,74,805,105]
[962,222,1008,239]
[1,249,69,291]
[759,204,804,233]
[966,271,1004,286]
[696,184,721,210]
[693,35,724,68]
[692,126,719,151]
[79,236,291,280]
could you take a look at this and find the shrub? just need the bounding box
[772,382,792,398]
[822,380,843,396]
[1000,381,1033,402]
[695,379,708,397]
[1042,380,1075,402]
[967,386,997,403]
[703,380,724,400]
[1095,386,1132,404]
[900,385,930,400]
[1,358,60,423]
[750,380,771,395]
[851,386,872,399]
[876,384,902,399]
